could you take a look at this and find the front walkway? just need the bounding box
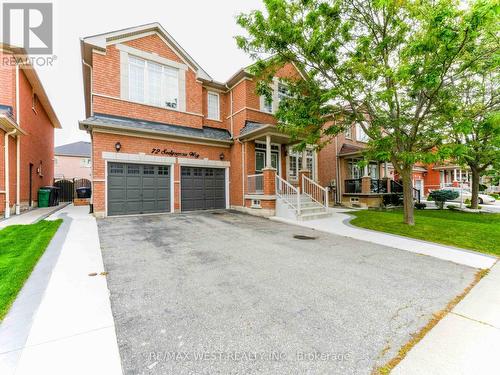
[271,208,496,269]
[0,205,122,375]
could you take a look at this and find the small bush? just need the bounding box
[429,190,459,209]
[464,198,471,205]
[426,195,433,201]
[383,193,403,206]
[479,184,487,192]
[415,202,427,210]
[466,204,482,210]
[490,193,500,200]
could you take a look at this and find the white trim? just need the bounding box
[102,151,176,164]
[225,167,230,209]
[177,157,230,168]
[170,166,175,213]
[116,43,188,71]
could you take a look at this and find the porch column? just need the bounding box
[383,162,391,193]
[361,162,371,194]
[298,149,310,193]
[453,168,457,181]
[265,135,272,168]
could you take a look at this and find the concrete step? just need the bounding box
[298,211,332,221]
[300,206,328,214]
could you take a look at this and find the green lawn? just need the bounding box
[348,209,500,257]
[0,219,62,320]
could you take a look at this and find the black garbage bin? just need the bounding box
[42,186,60,206]
[76,187,92,199]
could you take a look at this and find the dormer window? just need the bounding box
[128,55,179,109]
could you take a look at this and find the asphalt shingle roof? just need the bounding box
[83,113,232,142]
[239,121,265,136]
[55,141,92,157]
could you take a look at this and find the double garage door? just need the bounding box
[107,163,225,216]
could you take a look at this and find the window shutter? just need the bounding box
[120,51,129,99]
[178,69,186,112]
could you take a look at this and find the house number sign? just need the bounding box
[151,148,200,158]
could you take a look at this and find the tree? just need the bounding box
[439,28,500,209]
[236,0,498,224]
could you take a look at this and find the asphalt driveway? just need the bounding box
[97,211,476,375]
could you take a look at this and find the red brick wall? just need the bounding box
[0,64,54,214]
[91,34,204,128]
[91,132,230,213]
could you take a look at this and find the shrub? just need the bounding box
[464,198,471,205]
[466,204,482,210]
[429,190,459,209]
[490,193,500,200]
[383,193,403,206]
[415,202,427,210]
[479,184,487,192]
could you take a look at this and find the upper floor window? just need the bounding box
[277,83,290,103]
[207,92,220,120]
[80,158,91,168]
[262,95,273,113]
[345,126,352,139]
[128,55,179,109]
[356,123,370,142]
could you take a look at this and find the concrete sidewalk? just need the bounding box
[393,261,500,374]
[0,205,122,375]
[271,208,496,269]
[0,203,68,229]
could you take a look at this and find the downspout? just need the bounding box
[4,129,17,218]
[335,129,341,204]
[82,59,93,116]
[15,63,21,215]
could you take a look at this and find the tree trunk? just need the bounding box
[401,167,415,225]
[470,168,480,209]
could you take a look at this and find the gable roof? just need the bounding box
[0,43,62,129]
[81,22,211,80]
[338,143,365,156]
[55,141,91,157]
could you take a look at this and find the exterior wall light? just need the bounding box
[219,152,225,160]
[115,142,122,152]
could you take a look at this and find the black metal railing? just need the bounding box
[345,179,362,193]
[371,179,388,193]
[390,180,421,203]
[344,178,420,202]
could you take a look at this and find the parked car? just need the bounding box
[443,187,496,205]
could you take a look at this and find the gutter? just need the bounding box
[15,63,20,215]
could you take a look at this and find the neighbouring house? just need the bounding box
[54,141,92,180]
[79,23,328,219]
[317,121,479,207]
[0,44,61,218]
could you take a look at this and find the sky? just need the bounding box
[6,0,264,146]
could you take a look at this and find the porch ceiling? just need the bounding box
[238,123,297,144]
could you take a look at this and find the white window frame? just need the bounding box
[356,122,370,142]
[128,55,179,110]
[345,126,352,139]
[80,158,92,168]
[207,91,220,120]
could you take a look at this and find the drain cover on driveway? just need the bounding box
[293,234,317,240]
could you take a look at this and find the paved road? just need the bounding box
[97,211,476,375]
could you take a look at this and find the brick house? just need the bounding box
[317,123,475,207]
[54,141,92,180]
[79,23,329,218]
[0,44,61,218]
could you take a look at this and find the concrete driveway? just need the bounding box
[97,211,476,375]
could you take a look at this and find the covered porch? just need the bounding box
[237,122,326,215]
